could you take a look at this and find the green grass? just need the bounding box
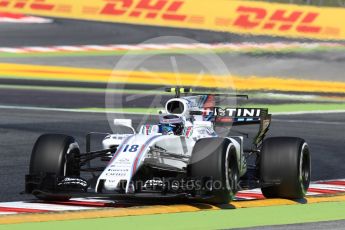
[1,201,345,230]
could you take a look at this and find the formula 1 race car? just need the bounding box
[25,87,311,204]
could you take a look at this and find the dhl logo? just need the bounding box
[100,0,187,21]
[0,0,55,10]
[0,0,187,21]
[233,6,321,34]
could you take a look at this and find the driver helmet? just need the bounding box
[159,114,184,135]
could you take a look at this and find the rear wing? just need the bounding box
[164,87,271,146]
[211,107,272,147]
[214,108,263,126]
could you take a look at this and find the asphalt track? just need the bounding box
[0,107,344,202]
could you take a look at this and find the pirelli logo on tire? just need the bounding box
[1,0,344,40]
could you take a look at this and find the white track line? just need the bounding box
[0,17,52,24]
[23,47,57,52]
[0,48,27,53]
[306,191,322,196]
[309,184,345,191]
[0,212,17,215]
[0,202,95,211]
[71,198,116,203]
[0,180,343,215]
[234,196,257,200]
[238,189,262,194]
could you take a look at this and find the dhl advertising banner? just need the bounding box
[1,0,344,40]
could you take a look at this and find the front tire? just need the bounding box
[188,138,239,204]
[29,134,80,201]
[260,137,311,199]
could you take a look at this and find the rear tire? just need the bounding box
[29,134,80,201]
[260,137,311,199]
[188,138,239,204]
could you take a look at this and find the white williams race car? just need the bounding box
[25,88,311,204]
